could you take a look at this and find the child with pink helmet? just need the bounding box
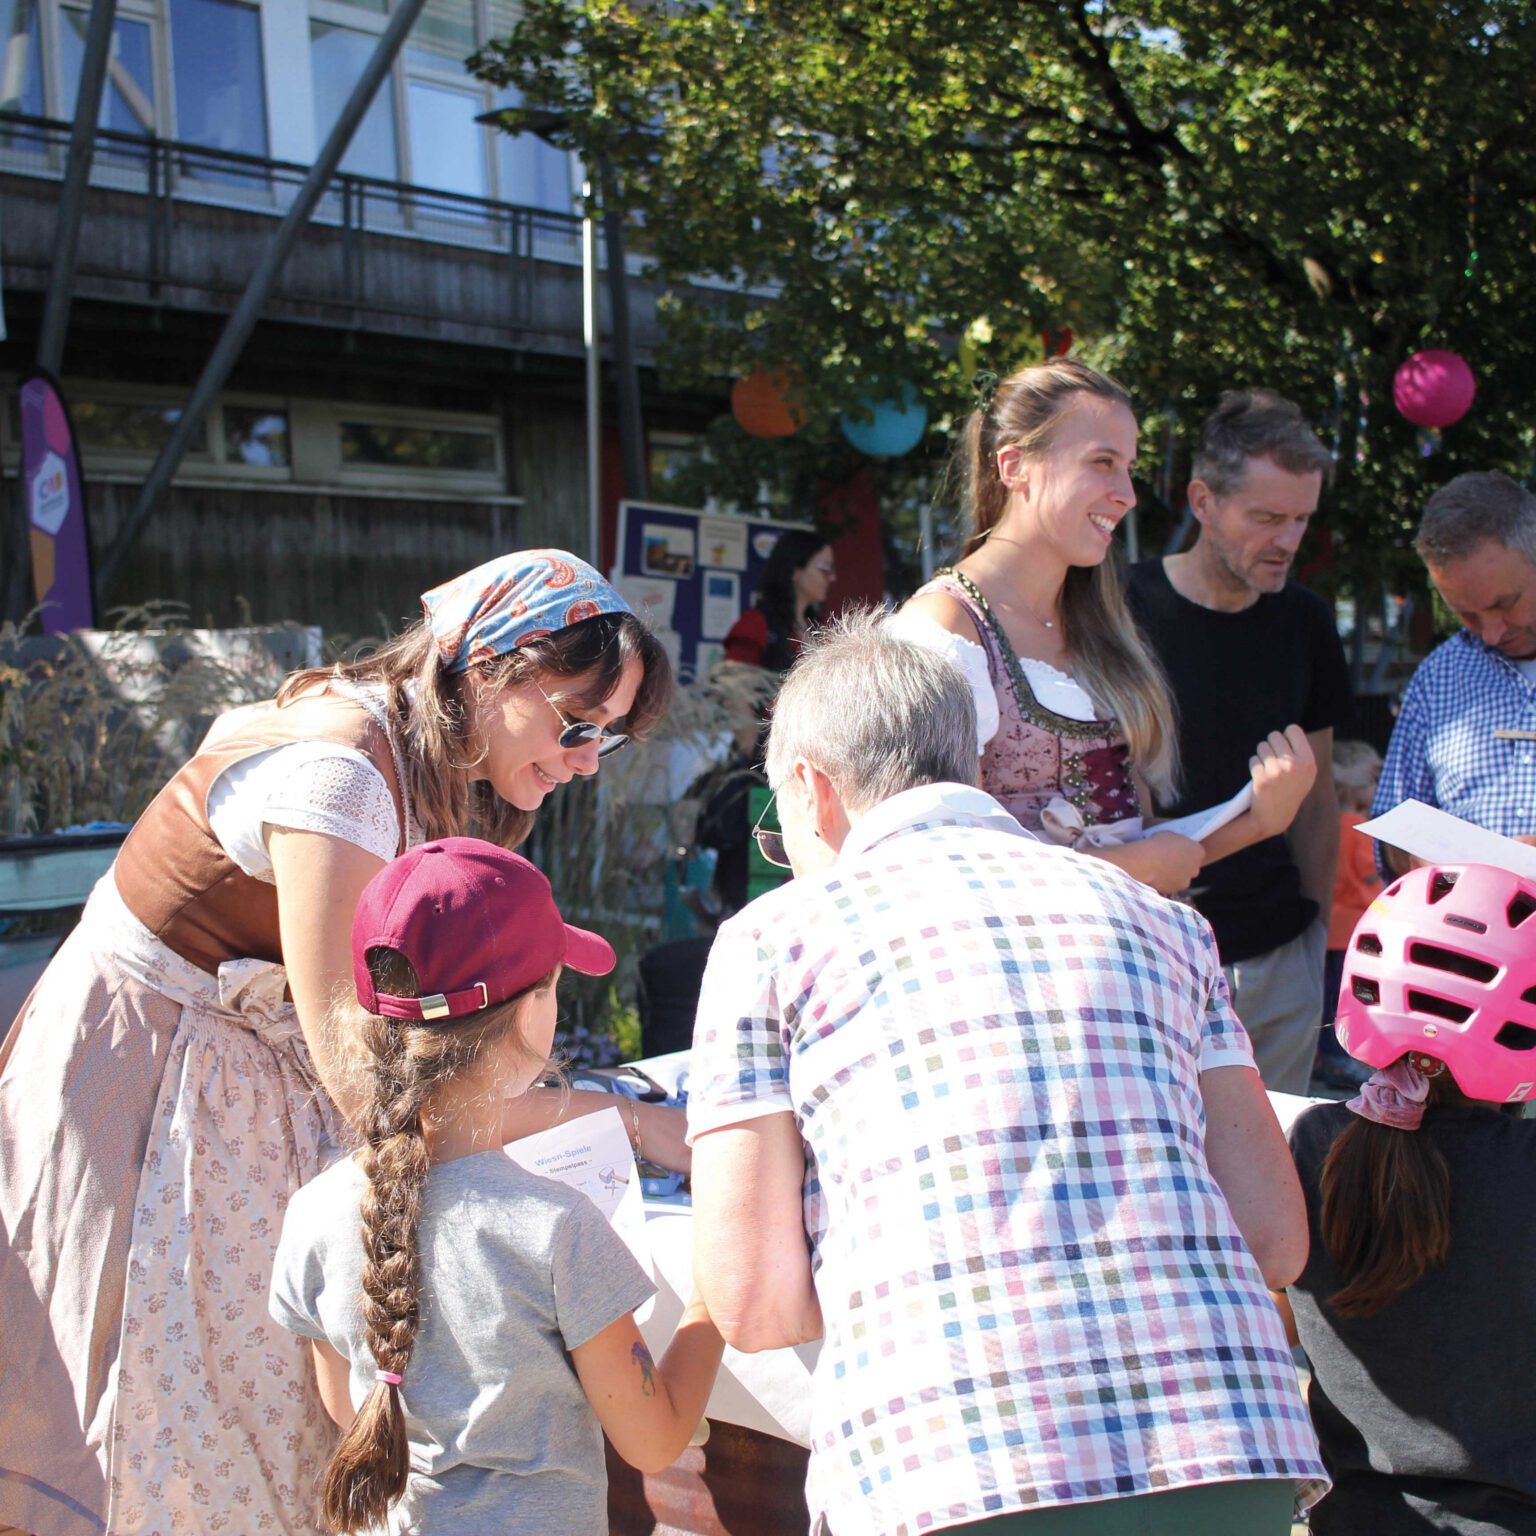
[1284,862,1536,1534]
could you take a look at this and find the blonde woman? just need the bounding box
[895,360,1315,894]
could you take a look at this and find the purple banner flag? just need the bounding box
[20,369,97,633]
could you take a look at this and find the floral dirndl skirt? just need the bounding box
[0,874,344,1536]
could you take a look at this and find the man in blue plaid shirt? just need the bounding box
[1374,471,1536,875]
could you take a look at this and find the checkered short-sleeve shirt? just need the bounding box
[689,784,1327,1536]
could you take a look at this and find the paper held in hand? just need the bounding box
[505,1106,655,1317]
[1357,800,1536,880]
[1150,782,1255,844]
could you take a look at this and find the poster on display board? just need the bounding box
[613,500,813,682]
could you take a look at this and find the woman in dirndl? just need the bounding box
[0,550,673,1536]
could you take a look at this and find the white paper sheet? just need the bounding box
[504,1107,653,1316]
[639,1201,819,1445]
[642,524,695,580]
[1357,800,1536,879]
[1151,782,1254,843]
[700,570,740,640]
[698,514,749,570]
[613,574,676,630]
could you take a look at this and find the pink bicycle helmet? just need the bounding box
[1336,863,1536,1103]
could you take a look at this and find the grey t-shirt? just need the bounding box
[270,1150,655,1535]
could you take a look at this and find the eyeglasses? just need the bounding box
[540,689,630,759]
[751,792,792,869]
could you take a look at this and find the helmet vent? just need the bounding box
[1428,871,1460,904]
[1355,933,1383,957]
[1495,1022,1536,1052]
[1351,977,1380,1006]
[1407,989,1474,1024]
[1408,942,1498,984]
[1509,892,1536,930]
[1521,986,1536,1007]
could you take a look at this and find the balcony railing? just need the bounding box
[0,111,611,343]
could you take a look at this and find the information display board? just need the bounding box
[613,500,813,682]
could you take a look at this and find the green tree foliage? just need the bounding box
[474,1,1536,591]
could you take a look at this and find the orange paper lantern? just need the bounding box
[731,371,805,438]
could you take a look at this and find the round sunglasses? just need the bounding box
[541,689,630,759]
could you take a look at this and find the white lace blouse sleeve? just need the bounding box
[886,609,1000,751]
[207,741,400,881]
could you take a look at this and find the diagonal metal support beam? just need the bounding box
[37,0,116,374]
[96,0,429,604]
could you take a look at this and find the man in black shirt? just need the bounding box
[1127,390,1351,1092]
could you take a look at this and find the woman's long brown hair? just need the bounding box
[1317,1070,1457,1316]
[279,609,671,850]
[318,949,552,1532]
[959,359,1179,800]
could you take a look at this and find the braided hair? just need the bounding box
[318,949,551,1532]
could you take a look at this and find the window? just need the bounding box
[6,0,270,168]
[168,0,268,159]
[306,0,576,212]
[310,19,400,180]
[404,0,488,199]
[224,405,290,468]
[2,384,503,498]
[57,7,156,135]
[72,399,208,456]
[0,0,45,115]
[339,420,496,473]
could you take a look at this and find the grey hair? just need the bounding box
[765,607,978,811]
[1192,388,1335,499]
[1415,471,1536,570]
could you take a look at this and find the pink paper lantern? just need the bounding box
[1393,350,1476,429]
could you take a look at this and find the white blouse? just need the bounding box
[207,741,399,882]
[887,610,1100,752]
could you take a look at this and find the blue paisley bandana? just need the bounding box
[421,550,632,672]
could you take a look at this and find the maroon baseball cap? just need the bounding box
[352,837,615,1023]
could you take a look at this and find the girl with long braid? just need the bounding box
[270,839,724,1533]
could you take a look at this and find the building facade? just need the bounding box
[1,0,708,638]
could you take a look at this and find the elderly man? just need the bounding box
[1127,390,1351,1093]
[688,612,1324,1536]
[1374,471,1536,872]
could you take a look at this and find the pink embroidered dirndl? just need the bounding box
[0,874,344,1536]
[916,570,1141,834]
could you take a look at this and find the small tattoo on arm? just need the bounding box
[630,1341,657,1396]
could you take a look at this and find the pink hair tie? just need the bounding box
[1346,1059,1431,1131]
[375,1370,403,1387]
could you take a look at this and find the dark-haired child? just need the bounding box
[1286,862,1536,1534]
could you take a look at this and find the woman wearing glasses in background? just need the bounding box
[723,527,837,671]
[0,551,681,1536]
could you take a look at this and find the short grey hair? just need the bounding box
[1192,388,1335,499]
[765,607,978,811]
[1415,471,1536,570]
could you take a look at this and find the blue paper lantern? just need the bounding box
[839,385,928,458]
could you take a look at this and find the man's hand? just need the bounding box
[1247,725,1317,840]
